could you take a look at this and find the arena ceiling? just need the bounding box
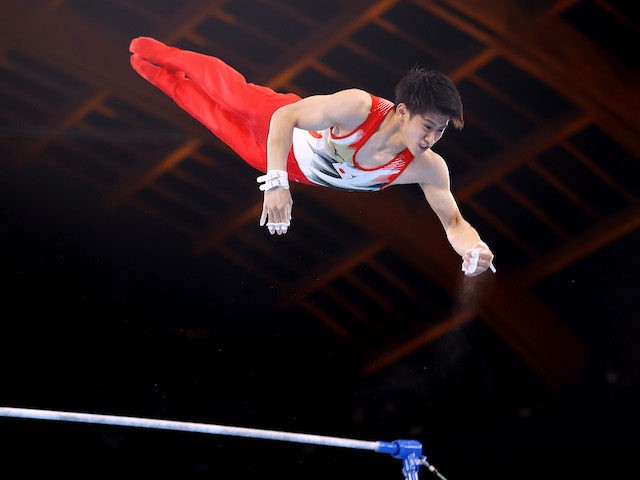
[1,1,638,478]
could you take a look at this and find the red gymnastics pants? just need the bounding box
[129,37,312,185]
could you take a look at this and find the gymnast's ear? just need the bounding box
[395,103,410,122]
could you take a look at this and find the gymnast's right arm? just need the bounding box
[260,89,371,235]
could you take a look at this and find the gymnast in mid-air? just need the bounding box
[129,37,495,276]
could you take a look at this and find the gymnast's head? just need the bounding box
[394,66,464,129]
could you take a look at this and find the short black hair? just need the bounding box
[394,66,464,129]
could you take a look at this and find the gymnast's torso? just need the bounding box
[291,94,414,191]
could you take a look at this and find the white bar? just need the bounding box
[0,407,379,451]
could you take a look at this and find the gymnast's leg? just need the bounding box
[130,53,265,169]
[129,37,305,178]
[129,38,300,141]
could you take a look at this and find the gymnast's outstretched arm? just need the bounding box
[419,154,495,276]
[260,89,372,235]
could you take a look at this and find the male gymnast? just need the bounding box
[129,37,494,276]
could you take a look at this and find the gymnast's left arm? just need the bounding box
[419,155,495,276]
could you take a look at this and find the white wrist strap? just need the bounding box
[463,241,496,274]
[257,170,289,191]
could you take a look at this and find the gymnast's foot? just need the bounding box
[129,36,175,65]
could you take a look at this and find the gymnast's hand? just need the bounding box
[260,187,293,235]
[461,241,495,276]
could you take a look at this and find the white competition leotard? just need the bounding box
[291,94,414,191]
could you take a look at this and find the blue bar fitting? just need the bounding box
[376,440,425,480]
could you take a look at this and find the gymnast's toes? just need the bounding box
[130,54,159,82]
[129,36,171,62]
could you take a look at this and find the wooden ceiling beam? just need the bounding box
[105,138,202,207]
[303,186,589,388]
[192,202,263,255]
[429,0,640,156]
[261,0,401,89]
[281,241,386,308]
[13,91,110,166]
[514,204,640,286]
[1,2,214,139]
[454,112,591,199]
[364,307,477,375]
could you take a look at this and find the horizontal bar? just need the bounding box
[0,407,379,451]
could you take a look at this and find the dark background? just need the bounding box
[1,1,638,479]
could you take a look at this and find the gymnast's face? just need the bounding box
[397,104,449,156]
